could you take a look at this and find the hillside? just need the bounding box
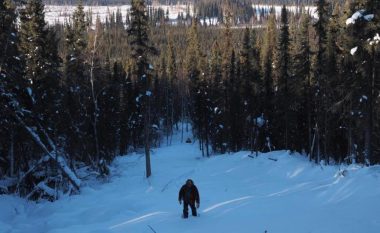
[1,132,379,233]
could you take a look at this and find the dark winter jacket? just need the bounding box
[178,180,200,204]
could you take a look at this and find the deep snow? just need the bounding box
[1,131,380,233]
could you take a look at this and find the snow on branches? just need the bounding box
[346,10,374,25]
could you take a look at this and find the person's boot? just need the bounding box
[183,210,188,219]
[191,205,197,216]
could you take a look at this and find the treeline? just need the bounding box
[43,0,132,5]
[1,0,379,200]
[196,0,254,25]
[251,0,321,5]
[43,0,318,26]
[43,0,318,5]
[186,0,380,166]
[0,0,176,199]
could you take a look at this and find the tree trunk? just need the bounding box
[205,114,210,157]
[285,74,288,150]
[250,120,254,155]
[348,109,355,164]
[307,78,312,161]
[324,110,328,165]
[145,131,152,178]
[116,82,124,155]
[145,90,152,178]
[364,47,375,166]
[170,86,174,145]
[316,125,320,164]
[166,83,170,146]
[181,86,185,143]
[9,129,15,177]
[15,115,81,190]
[89,31,100,166]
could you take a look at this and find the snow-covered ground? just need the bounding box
[44,4,193,25]
[44,4,317,26]
[1,130,380,233]
[252,4,318,20]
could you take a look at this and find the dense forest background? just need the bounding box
[42,0,319,6]
[0,0,379,200]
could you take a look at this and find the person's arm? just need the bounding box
[194,186,200,205]
[178,186,184,203]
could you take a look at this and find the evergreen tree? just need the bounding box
[185,18,209,156]
[335,3,356,164]
[313,0,330,164]
[111,61,128,156]
[239,28,256,150]
[291,11,313,155]
[19,0,62,157]
[19,0,62,129]
[63,1,89,163]
[220,12,237,152]
[248,29,263,153]
[342,0,380,164]
[0,0,26,179]
[166,35,180,131]
[128,0,157,177]
[16,0,80,199]
[209,40,224,153]
[274,5,291,150]
[260,9,277,152]
[157,50,170,144]
[227,49,243,152]
[324,3,342,163]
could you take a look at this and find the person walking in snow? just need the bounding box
[178,179,200,218]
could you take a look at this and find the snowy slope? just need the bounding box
[1,131,380,233]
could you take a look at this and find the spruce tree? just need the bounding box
[260,9,277,152]
[128,0,157,177]
[63,1,89,163]
[166,35,180,131]
[324,3,342,163]
[291,11,313,155]
[274,5,291,150]
[239,28,256,150]
[209,40,224,153]
[343,0,380,164]
[228,49,243,152]
[0,0,26,179]
[16,0,81,198]
[220,12,237,152]
[185,18,208,156]
[313,0,330,164]
[19,0,62,122]
[19,0,62,143]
